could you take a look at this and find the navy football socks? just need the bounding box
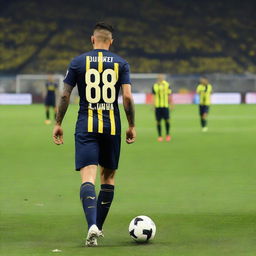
[157,123,162,136]
[46,109,50,119]
[201,117,207,127]
[165,120,170,135]
[80,182,97,230]
[96,184,114,231]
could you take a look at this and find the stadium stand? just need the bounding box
[1,0,256,74]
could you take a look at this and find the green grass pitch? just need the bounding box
[1,104,256,256]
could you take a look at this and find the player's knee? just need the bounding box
[80,165,97,184]
[100,168,116,184]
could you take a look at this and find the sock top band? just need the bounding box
[81,182,95,188]
[101,184,115,190]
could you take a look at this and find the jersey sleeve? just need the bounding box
[152,85,155,94]
[119,63,131,85]
[168,85,172,94]
[63,59,77,87]
[196,85,200,93]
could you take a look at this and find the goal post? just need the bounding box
[15,74,65,103]
[130,73,163,93]
[16,74,64,94]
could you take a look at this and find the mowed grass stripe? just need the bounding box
[0,104,256,256]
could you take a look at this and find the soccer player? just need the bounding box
[196,77,212,132]
[44,75,58,124]
[152,74,173,142]
[52,22,136,247]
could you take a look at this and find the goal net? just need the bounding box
[16,74,64,103]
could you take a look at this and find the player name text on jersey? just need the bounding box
[89,103,114,110]
[88,56,114,63]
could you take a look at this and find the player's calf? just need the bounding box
[200,113,208,130]
[97,168,115,231]
[80,182,97,230]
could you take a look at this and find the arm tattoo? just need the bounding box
[56,83,73,125]
[124,98,135,127]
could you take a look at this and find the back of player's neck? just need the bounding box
[93,45,109,51]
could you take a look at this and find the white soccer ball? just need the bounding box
[128,215,156,242]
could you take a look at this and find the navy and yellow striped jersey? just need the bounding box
[45,81,58,96]
[152,80,172,108]
[64,49,131,135]
[196,84,212,106]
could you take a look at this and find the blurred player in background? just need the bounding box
[196,77,212,132]
[52,22,136,246]
[152,74,173,142]
[44,75,58,124]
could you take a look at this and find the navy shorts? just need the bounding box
[155,107,170,121]
[45,95,56,107]
[199,105,210,115]
[75,132,121,171]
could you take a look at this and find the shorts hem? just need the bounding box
[98,162,118,170]
[75,161,99,171]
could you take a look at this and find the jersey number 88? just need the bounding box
[85,69,117,104]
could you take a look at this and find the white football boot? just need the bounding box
[202,127,208,132]
[99,230,104,238]
[85,224,100,247]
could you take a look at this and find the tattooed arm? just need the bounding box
[53,83,74,145]
[122,84,136,144]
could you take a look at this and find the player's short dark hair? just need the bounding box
[93,22,114,34]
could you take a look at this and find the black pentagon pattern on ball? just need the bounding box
[129,229,137,239]
[134,217,143,225]
[143,228,152,240]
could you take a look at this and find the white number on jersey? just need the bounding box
[85,69,117,104]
